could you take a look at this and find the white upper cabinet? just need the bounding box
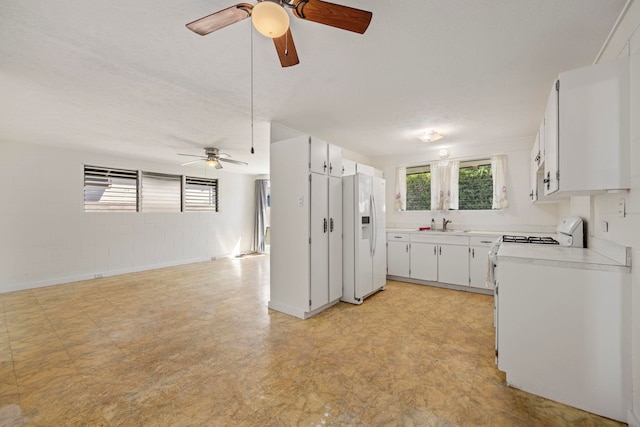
[541,57,630,196]
[328,144,343,177]
[543,80,559,196]
[310,137,328,174]
[310,137,343,177]
[530,133,540,202]
[557,57,630,193]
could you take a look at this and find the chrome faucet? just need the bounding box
[443,218,452,231]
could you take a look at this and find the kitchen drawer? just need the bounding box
[470,236,499,247]
[387,232,411,241]
[411,234,469,246]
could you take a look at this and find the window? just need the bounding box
[403,158,494,211]
[458,159,492,210]
[184,177,219,212]
[84,165,222,213]
[84,165,138,212]
[406,165,431,211]
[141,172,181,212]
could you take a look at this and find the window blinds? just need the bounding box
[83,165,138,212]
[184,177,219,212]
[141,172,181,212]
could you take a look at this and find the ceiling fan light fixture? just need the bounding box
[206,158,219,167]
[251,1,289,38]
[419,130,444,143]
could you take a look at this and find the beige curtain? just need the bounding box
[430,160,459,210]
[491,155,509,209]
[394,166,406,211]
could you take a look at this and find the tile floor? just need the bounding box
[0,255,625,426]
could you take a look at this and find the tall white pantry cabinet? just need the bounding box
[269,135,343,319]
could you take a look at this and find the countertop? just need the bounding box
[497,243,630,272]
[386,228,502,237]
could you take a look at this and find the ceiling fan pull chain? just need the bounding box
[250,22,255,154]
[285,31,289,56]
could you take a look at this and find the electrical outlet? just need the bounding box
[297,195,304,207]
[618,198,626,218]
[94,273,103,279]
[601,220,608,232]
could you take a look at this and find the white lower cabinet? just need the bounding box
[437,244,469,286]
[387,232,479,288]
[469,246,490,289]
[469,236,497,289]
[496,256,629,422]
[387,240,410,277]
[410,242,437,281]
[309,173,329,311]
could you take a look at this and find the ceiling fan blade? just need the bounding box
[186,3,253,36]
[218,152,232,158]
[219,158,248,166]
[178,153,207,158]
[293,0,372,34]
[215,162,224,169]
[273,28,300,67]
[181,159,204,166]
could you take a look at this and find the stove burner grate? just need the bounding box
[502,235,559,245]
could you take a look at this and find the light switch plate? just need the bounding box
[601,220,608,232]
[618,198,626,218]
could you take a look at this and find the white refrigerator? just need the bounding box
[342,173,386,304]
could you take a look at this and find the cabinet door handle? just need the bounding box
[439,246,442,255]
[329,162,333,174]
[330,218,334,232]
[323,218,328,233]
[472,248,475,257]
[529,190,534,199]
[543,171,550,190]
[433,246,436,255]
[323,161,327,172]
[406,244,409,253]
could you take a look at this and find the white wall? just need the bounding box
[0,140,256,294]
[589,2,640,424]
[372,140,563,232]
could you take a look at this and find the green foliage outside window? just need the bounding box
[458,164,492,210]
[404,160,492,211]
[406,171,431,210]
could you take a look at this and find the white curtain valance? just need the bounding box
[394,166,406,211]
[491,155,509,209]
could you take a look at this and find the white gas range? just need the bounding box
[498,216,584,248]
[488,217,584,290]
[491,216,631,423]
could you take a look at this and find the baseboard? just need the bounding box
[386,276,494,295]
[629,408,640,427]
[0,255,234,294]
[267,300,307,319]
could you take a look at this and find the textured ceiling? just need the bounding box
[0,0,627,174]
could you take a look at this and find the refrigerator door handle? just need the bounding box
[370,194,376,257]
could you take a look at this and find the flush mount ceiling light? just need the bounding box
[251,1,290,38]
[419,130,444,143]
[438,148,450,159]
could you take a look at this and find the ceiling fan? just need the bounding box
[186,0,373,67]
[179,147,248,169]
